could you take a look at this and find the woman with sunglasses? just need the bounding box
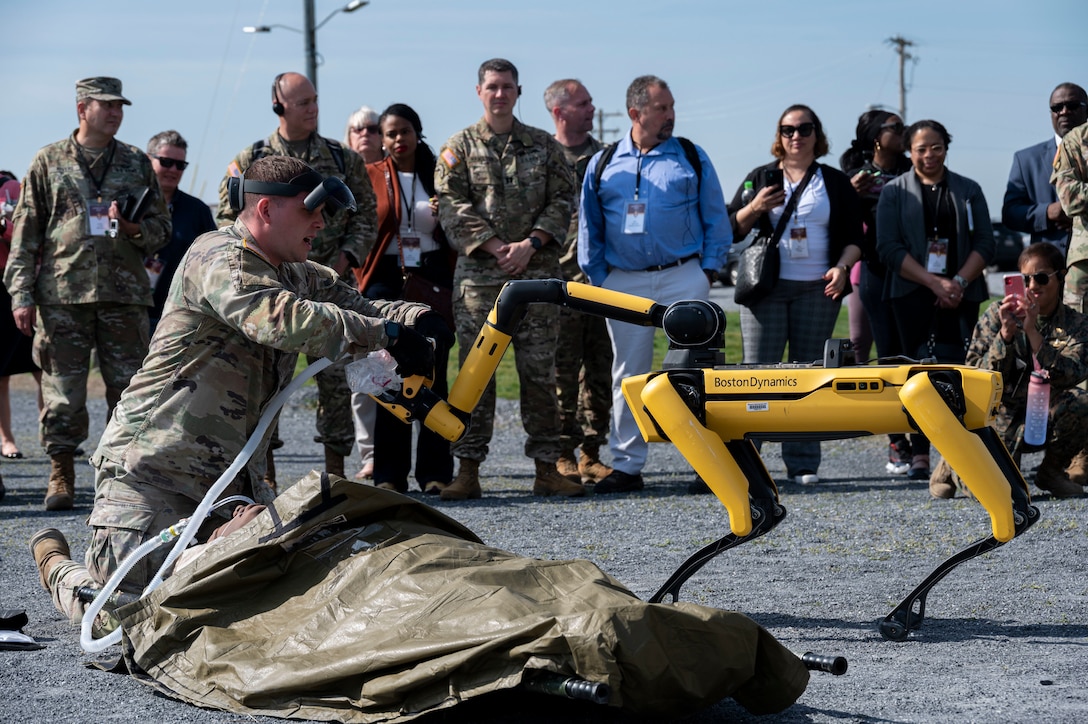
[343,105,384,164]
[840,111,914,475]
[728,104,863,485]
[355,103,456,495]
[933,242,1088,498]
[342,105,383,481]
[876,120,995,483]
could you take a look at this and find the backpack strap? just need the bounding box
[593,137,702,196]
[324,138,346,175]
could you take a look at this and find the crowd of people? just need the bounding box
[2,67,1087,540]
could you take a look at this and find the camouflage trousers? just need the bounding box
[555,306,613,452]
[308,354,354,456]
[451,283,561,462]
[45,461,220,626]
[33,303,149,455]
[1065,260,1087,315]
[995,387,1088,467]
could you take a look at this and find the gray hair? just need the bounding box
[543,79,582,112]
[147,129,187,156]
[342,105,380,146]
[626,75,669,112]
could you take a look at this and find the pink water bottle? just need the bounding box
[1024,368,1050,446]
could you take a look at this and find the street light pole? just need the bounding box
[244,1,368,94]
[304,0,317,90]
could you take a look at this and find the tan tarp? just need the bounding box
[118,472,808,721]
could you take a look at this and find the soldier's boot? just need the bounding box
[1067,451,1088,487]
[262,449,278,497]
[440,459,482,501]
[1035,454,1083,498]
[44,453,76,511]
[577,445,613,484]
[928,458,956,499]
[29,528,71,593]
[533,459,586,497]
[555,449,581,484]
[324,445,345,479]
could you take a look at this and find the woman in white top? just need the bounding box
[358,104,456,494]
[727,104,864,485]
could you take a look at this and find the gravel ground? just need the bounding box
[2,373,1087,723]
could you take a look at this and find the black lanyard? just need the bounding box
[74,139,117,201]
[634,151,643,200]
[393,169,417,232]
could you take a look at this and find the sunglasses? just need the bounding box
[1050,101,1087,114]
[1023,270,1061,286]
[153,155,189,170]
[880,121,905,133]
[354,124,381,134]
[779,122,815,138]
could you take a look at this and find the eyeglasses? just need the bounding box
[880,121,905,133]
[353,124,381,134]
[1050,101,1087,114]
[1023,270,1061,286]
[153,156,189,171]
[779,122,815,138]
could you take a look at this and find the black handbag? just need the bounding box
[734,165,815,306]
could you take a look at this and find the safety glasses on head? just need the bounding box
[779,122,815,138]
[1023,270,1061,286]
[227,170,357,214]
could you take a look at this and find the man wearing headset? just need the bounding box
[217,71,379,483]
[31,156,441,630]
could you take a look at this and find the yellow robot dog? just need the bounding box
[377,280,1039,642]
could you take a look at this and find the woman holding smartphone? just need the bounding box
[944,242,1088,499]
[727,104,863,485]
[876,120,995,483]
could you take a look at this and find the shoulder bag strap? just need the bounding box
[768,163,817,245]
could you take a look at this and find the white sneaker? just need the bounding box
[886,460,910,475]
[794,473,819,485]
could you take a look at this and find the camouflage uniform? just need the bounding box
[4,132,170,454]
[45,219,428,623]
[1052,123,1088,314]
[965,299,1088,466]
[436,118,575,461]
[217,131,379,455]
[555,136,612,452]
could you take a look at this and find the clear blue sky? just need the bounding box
[4,0,1085,218]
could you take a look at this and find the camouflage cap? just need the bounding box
[76,77,132,105]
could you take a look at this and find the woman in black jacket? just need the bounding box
[727,104,863,485]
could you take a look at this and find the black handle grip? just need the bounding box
[802,651,848,675]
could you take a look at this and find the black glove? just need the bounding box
[385,322,435,378]
[412,311,455,349]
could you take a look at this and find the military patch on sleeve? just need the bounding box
[228,160,242,178]
[440,148,460,169]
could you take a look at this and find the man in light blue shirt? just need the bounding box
[578,75,731,494]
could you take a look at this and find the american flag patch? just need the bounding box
[440,148,460,169]
[227,160,242,178]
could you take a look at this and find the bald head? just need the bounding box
[274,72,319,141]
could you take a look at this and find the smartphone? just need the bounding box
[1003,273,1025,300]
[764,168,784,189]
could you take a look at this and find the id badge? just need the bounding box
[401,236,422,267]
[788,227,809,259]
[926,238,948,274]
[88,200,110,237]
[623,201,647,235]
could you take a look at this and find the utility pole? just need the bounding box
[304,0,317,91]
[886,35,915,121]
[595,109,623,142]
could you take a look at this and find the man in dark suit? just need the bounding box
[1002,83,1088,255]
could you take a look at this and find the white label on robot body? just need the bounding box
[746,402,769,412]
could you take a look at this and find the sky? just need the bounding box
[3,0,1085,219]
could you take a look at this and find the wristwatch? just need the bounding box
[529,235,545,250]
[953,274,969,289]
